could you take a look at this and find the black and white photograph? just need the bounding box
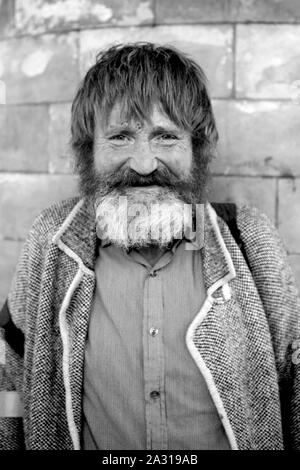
[0,0,300,454]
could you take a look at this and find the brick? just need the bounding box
[0,240,24,306]
[0,33,78,104]
[210,176,276,223]
[79,25,233,98]
[15,0,154,34]
[0,0,15,37]
[212,100,300,177]
[48,103,73,174]
[156,0,300,24]
[278,179,300,254]
[236,25,300,99]
[0,105,49,172]
[288,255,300,293]
[0,174,77,240]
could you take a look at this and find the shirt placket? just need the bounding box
[143,269,168,450]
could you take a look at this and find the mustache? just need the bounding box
[101,165,191,191]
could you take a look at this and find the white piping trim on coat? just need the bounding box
[53,199,85,244]
[186,297,238,450]
[59,268,84,451]
[222,283,231,301]
[54,198,95,449]
[52,198,94,277]
[185,203,239,449]
[205,203,236,297]
[56,239,94,277]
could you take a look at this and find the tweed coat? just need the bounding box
[0,197,299,450]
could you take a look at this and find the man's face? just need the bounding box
[93,102,193,178]
[85,102,207,250]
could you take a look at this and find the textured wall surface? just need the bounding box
[0,0,300,303]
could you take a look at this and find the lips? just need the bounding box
[131,184,159,188]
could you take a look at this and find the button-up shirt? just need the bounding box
[82,239,230,450]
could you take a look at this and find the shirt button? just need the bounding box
[149,271,157,277]
[150,391,160,399]
[149,327,159,337]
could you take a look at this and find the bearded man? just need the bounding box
[0,43,299,451]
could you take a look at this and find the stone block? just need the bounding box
[15,0,154,34]
[0,174,78,240]
[231,0,300,22]
[156,0,300,24]
[79,25,233,98]
[210,176,276,223]
[0,0,15,37]
[278,178,300,254]
[288,255,300,293]
[0,32,78,104]
[0,240,24,306]
[0,105,49,172]
[212,100,300,177]
[48,103,73,174]
[156,0,228,23]
[236,25,300,99]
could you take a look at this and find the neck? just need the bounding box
[136,245,168,267]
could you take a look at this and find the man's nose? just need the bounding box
[129,145,158,175]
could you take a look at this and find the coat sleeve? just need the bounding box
[0,235,31,449]
[237,205,300,449]
[0,215,46,450]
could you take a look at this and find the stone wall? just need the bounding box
[0,0,300,303]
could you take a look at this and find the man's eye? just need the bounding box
[154,133,179,145]
[158,134,178,140]
[108,134,130,141]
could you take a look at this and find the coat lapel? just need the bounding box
[52,198,97,449]
[186,203,283,450]
[186,203,242,449]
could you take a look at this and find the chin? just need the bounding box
[95,186,193,250]
[107,236,174,251]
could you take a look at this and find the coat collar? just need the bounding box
[202,203,236,296]
[52,198,97,273]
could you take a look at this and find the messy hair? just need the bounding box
[71,42,218,179]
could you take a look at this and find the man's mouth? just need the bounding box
[130,184,159,188]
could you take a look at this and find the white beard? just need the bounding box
[95,186,194,250]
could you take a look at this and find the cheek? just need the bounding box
[94,144,129,173]
[158,145,193,175]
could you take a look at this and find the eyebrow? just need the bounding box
[150,125,182,136]
[106,124,182,135]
